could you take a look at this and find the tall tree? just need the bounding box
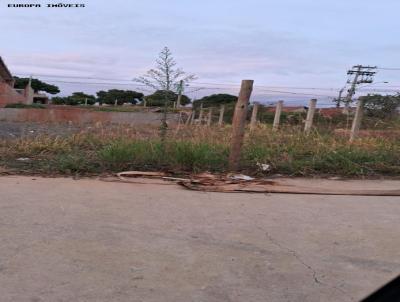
[13,77,60,94]
[133,47,196,144]
[134,47,196,93]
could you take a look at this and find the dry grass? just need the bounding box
[0,124,399,177]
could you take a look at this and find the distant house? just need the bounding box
[0,56,35,107]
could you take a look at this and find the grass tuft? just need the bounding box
[0,125,399,177]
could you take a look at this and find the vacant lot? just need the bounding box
[1,121,399,177]
[0,176,399,302]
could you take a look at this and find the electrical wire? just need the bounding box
[377,67,400,71]
[15,73,342,91]
[20,72,400,100]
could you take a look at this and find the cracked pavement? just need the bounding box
[0,176,399,302]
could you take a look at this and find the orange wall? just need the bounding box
[0,82,26,107]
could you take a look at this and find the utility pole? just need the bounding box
[336,88,345,108]
[343,65,377,113]
[176,80,183,108]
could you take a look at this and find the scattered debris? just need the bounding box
[117,171,167,179]
[256,162,271,172]
[112,171,400,196]
[16,158,31,161]
[228,174,255,181]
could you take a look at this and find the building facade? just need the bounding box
[0,56,34,107]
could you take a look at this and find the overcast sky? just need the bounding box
[1,0,400,105]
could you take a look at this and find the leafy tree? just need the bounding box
[51,96,68,105]
[13,77,60,94]
[360,94,400,119]
[193,94,237,108]
[96,89,143,105]
[51,92,95,106]
[67,92,96,105]
[145,90,190,107]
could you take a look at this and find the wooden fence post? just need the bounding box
[218,104,225,126]
[207,108,213,126]
[304,99,317,134]
[228,80,254,171]
[250,102,259,131]
[272,100,283,131]
[350,98,364,142]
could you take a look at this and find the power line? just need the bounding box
[255,88,336,98]
[15,73,342,91]
[16,73,135,82]
[22,72,394,99]
[377,67,400,71]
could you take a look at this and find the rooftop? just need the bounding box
[0,57,13,82]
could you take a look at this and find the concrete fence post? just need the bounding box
[228,80,254,171]
[218,104,225,126]
[207,108,213,126]
[185,111,193,125]
[250,102,259,131]
[191,110,196,125]
[350,98,364,142]
[176,80,183,108]
[198,105,204,125]
[272,100,283,131]
[304,99,317,134]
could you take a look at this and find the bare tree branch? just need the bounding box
[133,46,196,93]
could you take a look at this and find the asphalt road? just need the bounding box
[0,176,399,302]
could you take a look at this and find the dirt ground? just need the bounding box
[0,176,399,302]
[0,121,84,139]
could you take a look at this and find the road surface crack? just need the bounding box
[264,231,355,301]
[265,232,322,284]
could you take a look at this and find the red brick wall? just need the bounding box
[0,82,26,107]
